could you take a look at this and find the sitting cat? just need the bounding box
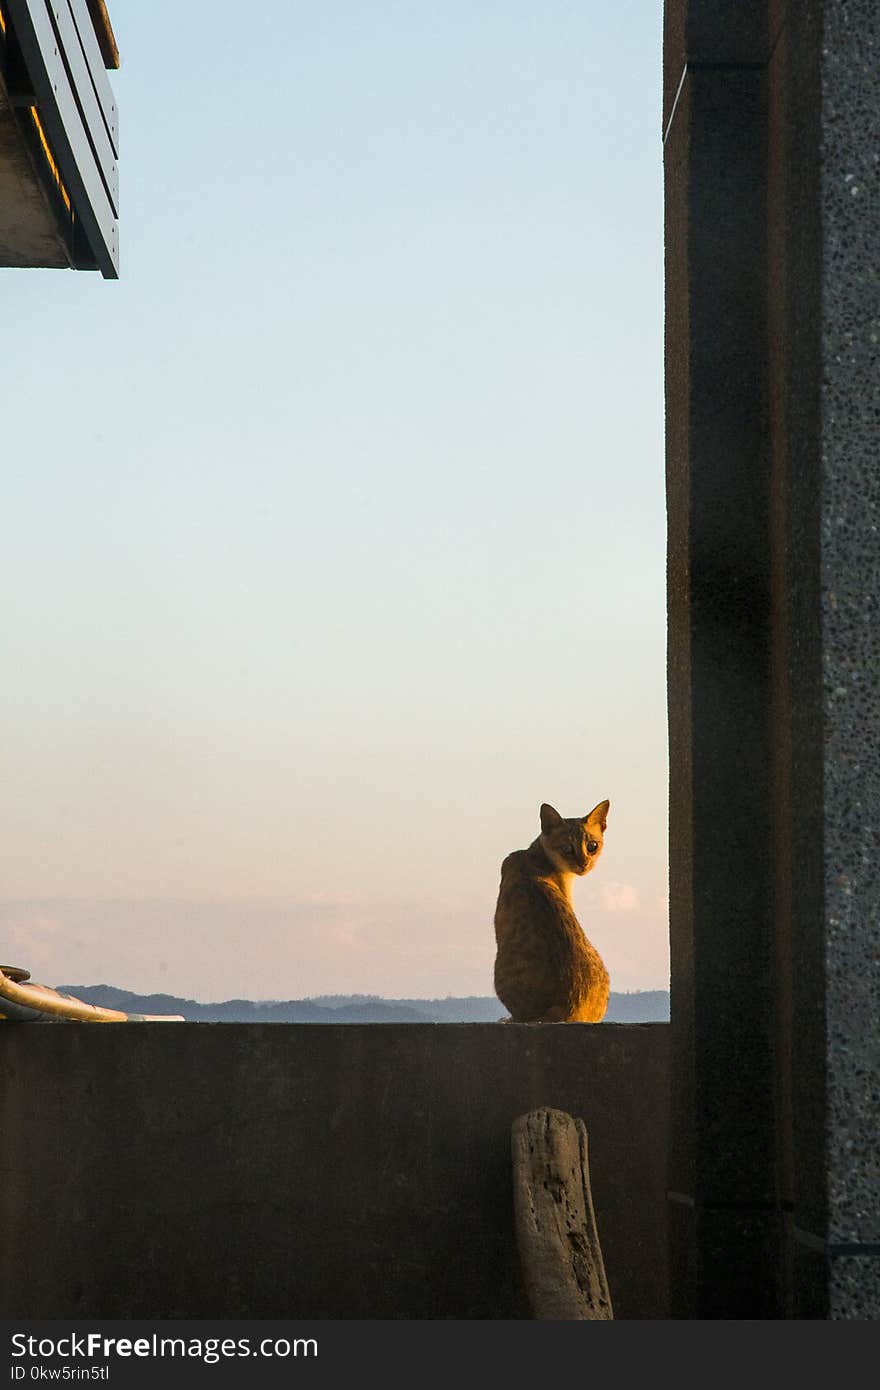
[493,800,611,1022]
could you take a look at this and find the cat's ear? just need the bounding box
[540,803,563,831]
[584,800,610,832]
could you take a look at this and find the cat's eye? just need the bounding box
[587,840,599,854]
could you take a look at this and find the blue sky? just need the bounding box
[1,2,668,999]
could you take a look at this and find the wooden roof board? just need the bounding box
[50,0,118,207]
[85,0,117,69]
[4,0,118,275]
[64,0,119,155]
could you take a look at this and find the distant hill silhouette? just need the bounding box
[54,985,669,1023]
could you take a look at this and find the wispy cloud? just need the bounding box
[599,881,641,913]
[307,889,361,907]
[3,912,66,969]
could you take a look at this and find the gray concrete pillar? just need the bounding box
[812,0,880,1321]
[664,0,880,1318]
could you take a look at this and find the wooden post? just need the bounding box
[511,1107,613,1319]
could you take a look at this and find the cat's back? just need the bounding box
[494,847,565,926]
[497,847,535,892]
[495,844,581,1016]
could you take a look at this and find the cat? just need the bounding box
[493,800,611,1022]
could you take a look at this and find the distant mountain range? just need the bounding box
[55,985,670,1023]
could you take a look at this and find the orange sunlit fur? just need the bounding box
[493,800,612,1022]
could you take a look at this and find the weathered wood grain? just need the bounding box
[511,1107,613,1319]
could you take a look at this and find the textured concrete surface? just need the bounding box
[830,1257,880,1321]
[766,1,828,1259]
[664,7,780,1313]
[665,58,780,1212]
[0,1023,669,1320]
[665,0,880,1319]
[819,0,880,1253]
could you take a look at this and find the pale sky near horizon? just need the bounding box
[1,1,668,1001]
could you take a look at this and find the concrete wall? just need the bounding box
[664,0,782,1318]
[0,1023,669,1320]
[664,0,880,1318]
